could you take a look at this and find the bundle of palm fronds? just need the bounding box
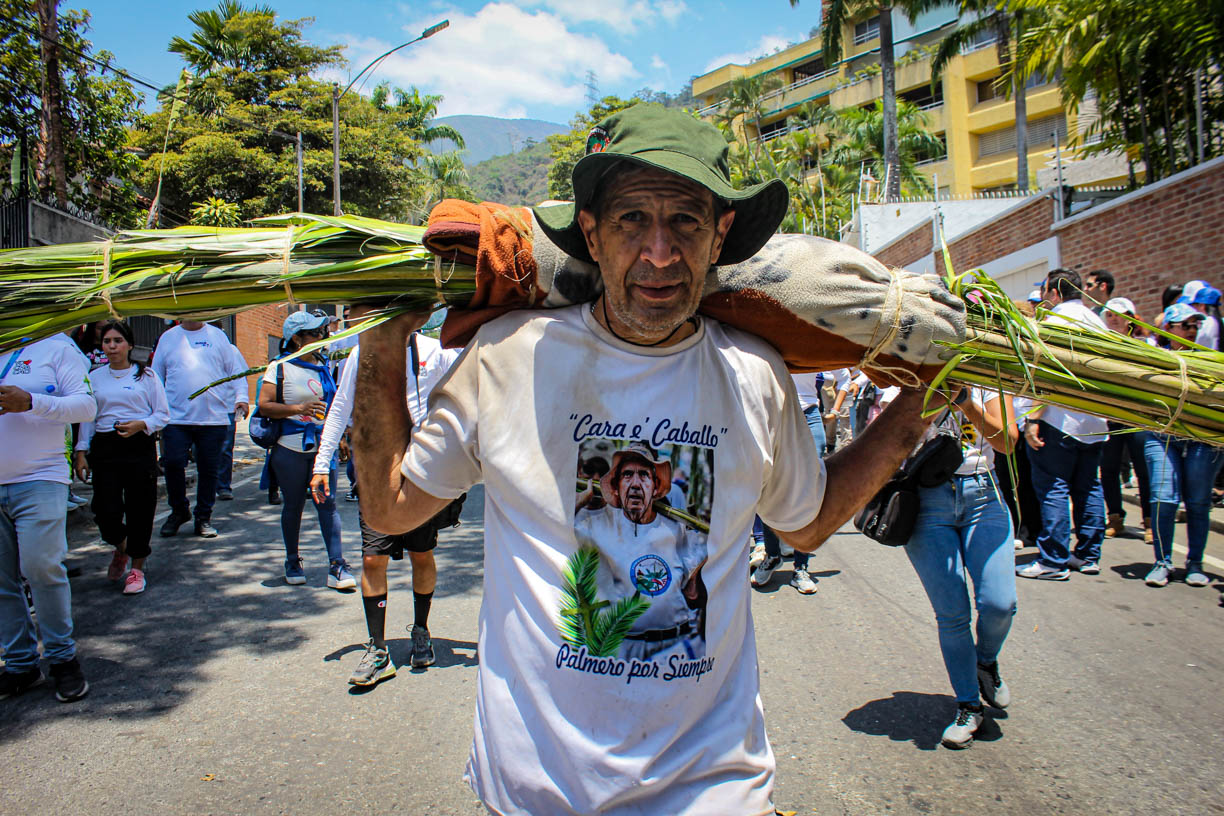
[934,268,1224,444]
[0,213,476,352]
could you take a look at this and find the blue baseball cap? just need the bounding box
[282,309,329,340]
[1192,285,1220,306]
[1162,302,1204,326]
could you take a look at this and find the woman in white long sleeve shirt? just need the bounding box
[73,322,170,595]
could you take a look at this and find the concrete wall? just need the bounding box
[29,200,110,245]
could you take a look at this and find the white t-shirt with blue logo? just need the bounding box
[151,324,247,426]
[401,304,825,816]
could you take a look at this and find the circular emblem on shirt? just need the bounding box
[631,554,672,597]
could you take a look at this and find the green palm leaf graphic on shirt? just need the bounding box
[558,547,650,656]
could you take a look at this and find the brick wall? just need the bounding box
[1057,159,1224,320]
[874,221,933,270]
[233,303,289,402]
[940,195,1057,276]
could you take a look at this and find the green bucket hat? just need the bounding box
[533,102,788,266]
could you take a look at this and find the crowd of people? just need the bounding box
[0,104,1220,812]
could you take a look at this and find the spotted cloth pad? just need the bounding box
[426,200,966,385]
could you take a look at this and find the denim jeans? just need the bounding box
[0,481,75,669]
[1144,434,1224,566]
[1027,421,1106,567]
[217,412,237,492]
[1101,423,1151,520]
[162,423,228,522]
[761,404,828,570]
[268,445,342,563]
[905,472,1016,703]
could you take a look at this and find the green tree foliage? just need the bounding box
[468,139,553,206]
[129,2,459,224]
[1011,0,1223,184]
[545,95,641,200]
[0,1,142,224]
[190,195,241,226]
[370,83,465,148]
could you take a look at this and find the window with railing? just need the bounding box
[759,118,790,141]
[853,16,880,45]
[793,58,827,81]
[977,76,1003,104]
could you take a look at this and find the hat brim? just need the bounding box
[534,150,788,267]
[283,313,329,340]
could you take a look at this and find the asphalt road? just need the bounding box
[3,441,1223,815]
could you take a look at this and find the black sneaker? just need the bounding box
[0,667,43,700]
[268,489,281,506]
[977,661,1011,709]
[159,510,191,537]
[410,624,435,668]
[194,519,219,538]
[49,657,89,703]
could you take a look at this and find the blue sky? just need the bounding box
[77,0,821,123]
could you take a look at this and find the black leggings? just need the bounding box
[88,431,159,559]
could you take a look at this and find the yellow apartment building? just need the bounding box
[692,4,1127,197]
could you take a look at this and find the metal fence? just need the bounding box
[0,197,29,249]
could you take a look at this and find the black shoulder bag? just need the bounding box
[853,411,964,546]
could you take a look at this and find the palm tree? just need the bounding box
[415,151,471,221]
[791,0,933,201]
[913,0,1036,190]
[371,83,466,150]
[826,100,945,197]
[716,73,783,178]
[168,1,274,74]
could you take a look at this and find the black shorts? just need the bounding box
[359,494,466,560]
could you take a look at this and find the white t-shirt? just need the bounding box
[314,335,461,474]
[77,366,170,450]
[402,305,825,815]
[151,325,247,425]
[952,388,1002,476]
[790,368,850,412]
[1037,300,1109,443]
[0,334,96,485]
[263,357,331,452]
[1196,314,1220,350]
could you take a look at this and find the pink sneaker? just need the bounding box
[107,551,130,581]
[122,568,146,595]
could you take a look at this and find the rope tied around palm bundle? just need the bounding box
[1160,351,1192,434]
[281,224,297,308]
[857,266,923,388]
[96,240,122,321]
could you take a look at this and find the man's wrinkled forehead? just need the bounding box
[598,163,715,212]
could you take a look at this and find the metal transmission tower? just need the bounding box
[584,70,600,108]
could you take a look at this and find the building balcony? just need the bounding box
[966,84,1063,132]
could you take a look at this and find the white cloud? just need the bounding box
[520,0,689,33]
[329,4,638,119]
[702,34,791,73]
[650,54,667,71]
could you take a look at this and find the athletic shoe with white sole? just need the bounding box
[1016,561,1070,581]
[328,560,356,590]
[122,568,146,595]
[284,557,306,585]
[977,661,1010,709]
[1184,563,1209,587]
[790,568,818,595]
[349,639,397,687]
[941,703,984,749]
[1066,555,1100,575]
[1144,562,1171,587]
[410,624,436,668]
[751,555,782,588]
[49,657,89,703]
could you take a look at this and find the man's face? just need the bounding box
[1083,275,1108,303]
[577,166,736,343]
[616,461,657,523]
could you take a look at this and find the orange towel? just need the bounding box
[424,200,541,348]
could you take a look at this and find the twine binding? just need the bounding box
[281,225,296,308]
[1160,352,1191,433]
[857,267,921,388]
[98,240,122,320]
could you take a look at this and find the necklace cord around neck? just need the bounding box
[597,297,695,348]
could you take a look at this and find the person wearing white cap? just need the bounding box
[1188,284,1220,350]
[1098,298,1153,541]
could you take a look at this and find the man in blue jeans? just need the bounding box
[1017,270,1108,581]
[0,333,97,702]
[152,320,248,537]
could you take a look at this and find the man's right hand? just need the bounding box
[1024,421,1044,450]
[310,473,330,503]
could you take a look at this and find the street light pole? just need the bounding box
[332,84,341,215]
[330,19,448,216]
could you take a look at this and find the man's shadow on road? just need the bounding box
[842,691,1005,751]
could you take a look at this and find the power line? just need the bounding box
[12,18,296,143]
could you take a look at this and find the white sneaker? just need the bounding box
[751,555,781,588]
[941,704,984,749]
[1184,563,1209,587]
[1144,562,1170,587]
[1066,555,1100,575]
[748,541,766,570]
[790,568,818,595]
[1016,561,1070,581]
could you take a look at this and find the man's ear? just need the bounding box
[710,208,736,265]
[576,208,601,264]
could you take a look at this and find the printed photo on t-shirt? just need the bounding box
[566,438,714,667]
